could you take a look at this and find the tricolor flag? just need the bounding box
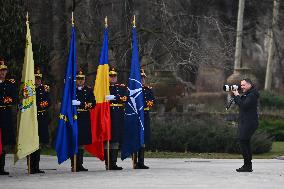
[15,15,39,162]
[85,27,111,160]
[121,26,145,160]
[55,24,78,164]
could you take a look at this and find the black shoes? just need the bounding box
[236,164,253,172]
[134,163,149,169]
[0,170,9,175]
[106,164,123,170]
[78,165,88,172]
[30,169,45,174]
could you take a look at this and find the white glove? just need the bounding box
[106,95,116,101]
[72,100,81,106]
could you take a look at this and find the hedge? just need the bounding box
[149,114,272,154]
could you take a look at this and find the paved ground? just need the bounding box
[0,155,283,189]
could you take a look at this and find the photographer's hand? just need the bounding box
[232,90,239,96]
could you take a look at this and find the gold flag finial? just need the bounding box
[26,12,29,22]
[72,12,74,26]
[133,15,136,28]
[105,16,108,28]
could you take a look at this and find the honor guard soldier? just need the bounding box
[27,69,51,174]
[105,68,127,170]
[72,70,95,172]
[133,69,155,169]
[0,59,17,175]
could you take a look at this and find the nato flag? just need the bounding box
[121,27,145,160]
[55,26,78,164]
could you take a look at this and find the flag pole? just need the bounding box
[71,11,77,172]
[104,16,111,171]
[107,141,110,170]
[26,11,31,175]
[131,14,137,169]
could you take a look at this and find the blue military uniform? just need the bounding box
[0,79,16,145]
[0,60,17,175]
[142,85,155,145]
[109,83,128,144]
[36,84,51,144]
[71,70,95,172]
[104,68,127,170]
[28,69,51,174]
[76,85,95,145]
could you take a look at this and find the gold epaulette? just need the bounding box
[8,79,15,84]
[143,85,152,89]
[44,84,50,92]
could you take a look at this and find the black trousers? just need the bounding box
[239,139,252,165]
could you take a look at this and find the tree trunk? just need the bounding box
[233,0,245,71]
[265,0,280,91]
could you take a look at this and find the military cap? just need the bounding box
[0,58,7,70]
[76,70,85,79]
[109,67,117,76]
[35,68,43,78]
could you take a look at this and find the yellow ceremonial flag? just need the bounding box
[15,14,39,163]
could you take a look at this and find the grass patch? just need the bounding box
[42,142,284,159]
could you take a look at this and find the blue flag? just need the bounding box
[121,27,145,160]
[55,26,78,164]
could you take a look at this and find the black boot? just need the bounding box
[78,149,88,171]
[0,152,9,175]
[34,150,44,174]
[71,155,79,172]
[135,148,149,169]
[236,161,252,172]
[28,152,36,174]
[110,149,122,170]
[132,152,138,169]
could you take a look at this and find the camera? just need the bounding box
[223,84,240,92]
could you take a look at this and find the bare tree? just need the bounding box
[265,0,280,91]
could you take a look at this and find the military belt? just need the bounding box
[110,103,123,107]
[77,109,88,112]
[38,110,46,113]
[0,105,12,110]
[144,107,150,111]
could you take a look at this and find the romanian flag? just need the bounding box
[85,27,111,160]
[15,15,39,162]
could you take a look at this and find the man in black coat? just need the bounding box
[27,69,51,174]
[0,59,17,175]
[232,78,259,172]
[72,70,95,172]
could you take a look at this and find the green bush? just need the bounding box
[149,114,272,154]
[260,91,284,110]
[259,119,284,141]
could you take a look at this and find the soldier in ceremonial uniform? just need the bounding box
[104,68,127,170]
[0,59,17,175]
[133,69,155,169]
[28,69,51,174]
[72,70,95,172]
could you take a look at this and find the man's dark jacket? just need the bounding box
[233,87,259,140]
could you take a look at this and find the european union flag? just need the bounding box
[55,26,78,164]
[121,27,145,160]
